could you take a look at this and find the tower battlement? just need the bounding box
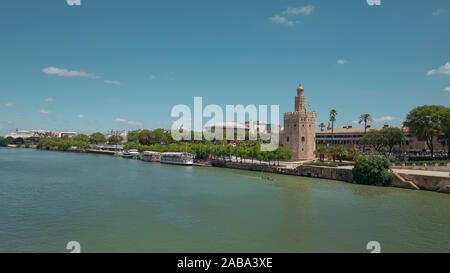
[284,111,316,119]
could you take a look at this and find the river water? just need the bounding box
[0,148,449,252]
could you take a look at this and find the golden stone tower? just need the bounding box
[282,84,316,161]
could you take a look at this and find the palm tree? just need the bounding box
[335,146,346,162]
[347,148,362,161]
[314,145,328,162]
[358,114,373,135]
[329,109,337,145]
[328,146,337,163]
[358,113,373,152]
[318,123,326,131]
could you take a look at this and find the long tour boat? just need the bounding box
[160,152,194,165]
[140,151,161,162]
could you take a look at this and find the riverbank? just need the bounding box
[210,160,450,194]
[2,147,449,252]
[4,146,450,194]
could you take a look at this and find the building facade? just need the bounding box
[282,84,316,161]
[315,125,446,152]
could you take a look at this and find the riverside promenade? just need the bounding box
[337,165,450,178]
[211,159,450,194]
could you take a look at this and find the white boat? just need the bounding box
[160,152,194,165]
[122,149,140,159]
[140,151,161,162]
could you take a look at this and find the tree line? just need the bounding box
[124,142,292,166]
[318,105,449,159]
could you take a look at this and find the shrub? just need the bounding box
[352,155,393,186]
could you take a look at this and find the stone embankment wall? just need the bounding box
[211,160,449,194]
[211,161,353,182]
[393,173,450,193]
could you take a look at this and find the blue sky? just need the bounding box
[0,0,449,135]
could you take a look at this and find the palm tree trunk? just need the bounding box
[331,122,334,146]
[363,120,367,152]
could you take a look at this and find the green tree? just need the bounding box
[6,136,14,144]
[276,147,291,165]
[154,128,168,143]
[359,113,372,152]
[127,130,140,143]
[347,148,362,161]
[0,136,8,147]
[237,146,249,163]
[124,142,139,150]
[329,109,337,145]
[404,105,445,157]
[137,130,153,145]
[358,114,373,135]
[328,146,337,162]
[108,135,122,145]
[14,137,24,145]
[314,145,328,162]
[251,145,264,164]
[381,127,405,155]
[26,137,40,144]
[359,130,385,153]
[335,146,346,162]
[352,155,393,186]
[89,132,106,144]
[250,145,259,163]
[138,128,168,145]
[72,139,89,149]
[74,134,89,143]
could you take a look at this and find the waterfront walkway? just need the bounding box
[337,165,450,178]
[216,157,450,178]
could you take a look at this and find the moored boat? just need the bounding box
[160,152,194,165]
[140,151,161,162]
[122,149,140,159]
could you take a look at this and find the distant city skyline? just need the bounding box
[1,0,449,135]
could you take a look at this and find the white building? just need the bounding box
[204,121,249,133]
[6,129,54,139]
[205,121,273,135]
[58,132,78,139]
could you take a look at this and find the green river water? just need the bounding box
[0,148,449,252]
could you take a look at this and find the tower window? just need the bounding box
[286,136,289,142]
[302,136,305,142]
